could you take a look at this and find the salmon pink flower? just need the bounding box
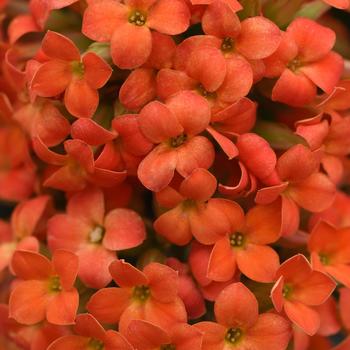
[207,200,281,283]
[87,259,187,332]
[48,187,146,288]
[71,114,153,176]
[255,144,336,236]
[189,241,239,302]
[0,126,36,202]
[206,98,257,159]
[0,195,51,272]
[308,221,350,288]
[31,31,112,118]
[0,303,71,350]
[296,114,350,184]
[309,191,350,230]
[82,0,190,69]
[33,137,126,192]
[264,18,344,107]
[14,98,70,147]
[9,250,79,325]
[119,32,176,111]
[48,313,133,350]
[154,168,237,246]
[196,282,291,350]
[137,91,214,191]
[271,254,336,336]
[125,320,202,350]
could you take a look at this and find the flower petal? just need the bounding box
[138,101,183,143]
[52,250,79,290]
[179,168,217,202]
[144,262,179,303]
[103,208,146,251]
[82,0,127,41]
[41,31,80,61]
[82,52,112,89]
[272,69,317,107]
[288,173,336,212]
[64,79,99,118]
[166,90,211,136]
[109,259,148,288]
[236,17,281,60]
[244,313,291,350]
[284,300,320,336]
[137,144,177,192]
[46,289,79,325]
[31,60,71,97]
[236,244,280,283]
[111,23,152,69]
[11,250,52,280]
[9,280,48,325]
[215,282,259,328]
[87,288,131,324]
[147,0,190,35]
[207,237,236,282]
[153,205,192,246]
[287,17,336,62]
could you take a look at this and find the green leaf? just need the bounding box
[238,0,262,20]
[253,121,308,150]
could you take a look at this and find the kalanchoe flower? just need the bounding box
[48,187,146,288]
[271,254,336,336]
[87,259,187,332]
[264,18,344,107]
[82,0,190,69]
[125,320,202,350]
[196,282,291,350]
[296,113,350,184]
[189,241,239,302]
[48,313,133,350]
[71,115,153,176]
[308,221,350,288]
[0,126,36,202]
[13,98,70,147]
[0,303,71,350]
[154,168,237,246]
[31,31,112,118]
[119,32,176,111]
[137,91,214,191]
[255,144,336,236]
[9,250,79,325]
[33,137,127,192]
[207,200,282,283]
[309,191,350,230]
[0,195,51,272]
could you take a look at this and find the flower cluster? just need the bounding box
[0,0,350,349]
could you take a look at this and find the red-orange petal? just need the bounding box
[111,23,152,69]
[46,289,79,325]
[41,31,80,61]
[87,288,131,324]
[215,282,258,328]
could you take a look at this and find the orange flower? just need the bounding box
[308,221,350,288]
[196,282,291,350]
[271,254,336,336]
[48,313,133,350]
[87,259,187,333]
[9,250,79,325]
[31,31,112,118]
